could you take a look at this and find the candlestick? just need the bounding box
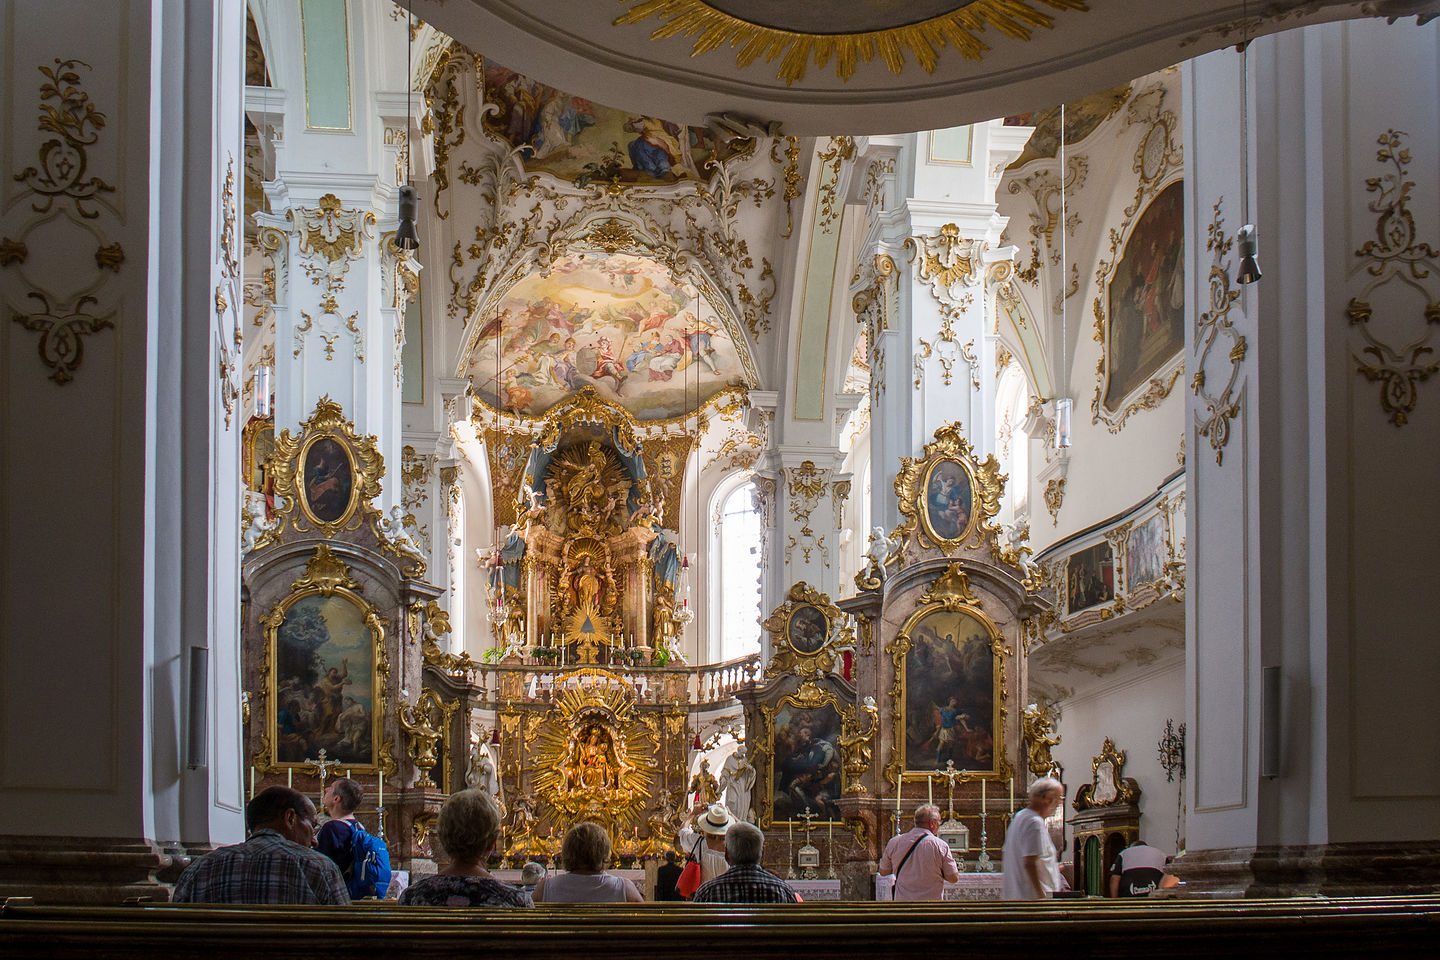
[896,782,902,818]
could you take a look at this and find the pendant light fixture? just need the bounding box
[395,0,420,252]
[1054,102,1073,449]
[1235,0,1261,284]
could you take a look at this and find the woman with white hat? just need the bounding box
[676,801,734,887]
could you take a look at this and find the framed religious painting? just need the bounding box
[918,454,978,547]
[270,397,383,538]
[1094,179,1186,429]
[1067,541,1116,615]
[299,434,358,527]
[760,582,845,678]
[898,603,1003,776]
[241,416,275,494]
[262,545,388,772]
[1125,511,1170,591]
[765,686,845,825]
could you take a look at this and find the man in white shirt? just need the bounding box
[877,803,960,901]
[1001,776,1064,899]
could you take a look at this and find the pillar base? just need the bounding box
[0,835,182,904]
[1170,841,1440,897]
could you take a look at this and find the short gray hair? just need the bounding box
[437,789,501,862]
[1028,776,1064,801]
[724,821,764,865]
[913,803,941,827]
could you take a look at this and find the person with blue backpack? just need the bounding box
[318,778,392,900]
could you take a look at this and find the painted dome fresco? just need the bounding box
[465,252,750,421]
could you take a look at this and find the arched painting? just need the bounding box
[272,592,377,766]
[1104,180,1185,410]
[904,609,997,772]
[920,455,975,544]
[771,702,843,823]
[300,436,354,525]
[466,253,746,421]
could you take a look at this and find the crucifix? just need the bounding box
[795,806,821,880]
[303,749,344,797]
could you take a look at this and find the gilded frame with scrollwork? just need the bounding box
[917,453,981,549]
[890,423,1006,561]
[885,565,1013,788]
[254,545,389,775]
[759,679,848,827]
[760,581,845,678]
[269,396,384,538]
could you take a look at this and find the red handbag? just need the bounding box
[676,838,704,898]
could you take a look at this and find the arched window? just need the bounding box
[716,480,763,663]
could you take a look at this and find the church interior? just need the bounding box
[2,0,1438,941]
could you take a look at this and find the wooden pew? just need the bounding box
[3,895,1438,958]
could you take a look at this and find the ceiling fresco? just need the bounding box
[465,253,747,421]
[482,63,746,186]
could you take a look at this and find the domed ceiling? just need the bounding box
[412,0,1398,135]
[465,253,750,421]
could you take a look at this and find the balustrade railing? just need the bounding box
[458,653,762,708]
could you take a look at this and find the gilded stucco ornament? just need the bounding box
[1346,130,1439,426]
[397,689,455,789]
[1022,704,1062,777]
[612,0,1090,85]
[1192,199,1247,464]
[761,581,845,678]
[889,422,1006,560]
[269,395,386,539]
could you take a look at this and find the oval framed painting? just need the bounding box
[298,434,358,528]
[918,454,977,546]
[785,604,831,654]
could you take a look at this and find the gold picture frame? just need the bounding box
[885,565,1012,787]
[255,545,390,774]
[890,422,1006,560]
[761,581,845,678]
[759,679,847,827]
[916,453,980,548]
[270,395,384,538]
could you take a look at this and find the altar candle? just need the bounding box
[981,778,987,815]
[249,767,255,800]
[788,821,793,845]
[1007,776,1014,813]
[378,773,384,809]
[928,776,933,804]
[346,768,352,780]
[287,767,293,788]
[895,784,902,818]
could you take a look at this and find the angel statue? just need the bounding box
[240,496,286,554]
[1022,704,1062,778]
[378,505,425,561]
[855,525,893,590]
[688,757,721,806]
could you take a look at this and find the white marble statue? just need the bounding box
[379,505,425,560]
[467,733,502,803]
[719,744,757,823]
[240,495,285,554]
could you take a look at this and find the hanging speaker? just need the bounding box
[1260,665,1280,779]
[187,645,209,770]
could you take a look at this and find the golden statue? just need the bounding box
[1023,704,1062,777]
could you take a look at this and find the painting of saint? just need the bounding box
[922,457,974,543]
[482,64,744,186]
[302,437,352,524]
[1067,542,1116,614]
[1126,513,1168,589]
[273,592,375,766]
[1104,180,1185,410]
[771,703,842,822]
[466,253,748,421]
[787,605,829,654]
[903,610,996,772]
[243,418,275,494]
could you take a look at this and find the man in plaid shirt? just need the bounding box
[172,786,350,905]
[691,822,799,904]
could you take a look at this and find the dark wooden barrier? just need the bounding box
[3,895,1438,959]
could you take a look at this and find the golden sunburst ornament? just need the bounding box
[614,0,1090,85]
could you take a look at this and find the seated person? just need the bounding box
[171,786,349,905]
[690,822,799,904]
[399,790,532,907]
[533,822,644,903]
[1109,839,1176,897]
[517,861,547,896]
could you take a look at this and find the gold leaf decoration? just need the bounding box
[613,0,1090,86]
